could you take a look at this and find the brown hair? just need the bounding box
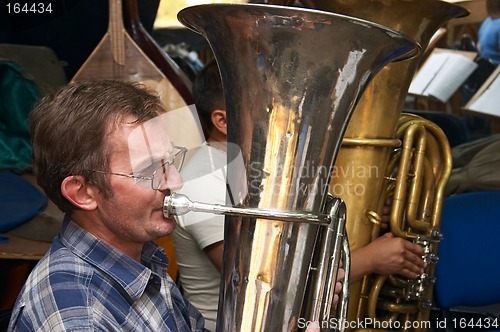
[29,80,164,214]
[487,0,500,19]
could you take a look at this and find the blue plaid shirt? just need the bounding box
[8,217,209,332]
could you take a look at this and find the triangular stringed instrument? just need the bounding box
[123,0,193,105]
[71,0,191,111]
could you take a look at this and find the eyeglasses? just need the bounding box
[91,146,187,190]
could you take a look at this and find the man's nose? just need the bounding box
[160,165,183,191]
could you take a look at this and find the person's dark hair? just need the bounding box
[487,0,500,19]
[29,80,164,215]
[193,60,225,138]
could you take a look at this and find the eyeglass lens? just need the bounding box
[152,149,185,190]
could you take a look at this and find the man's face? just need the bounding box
[93,114,183,245]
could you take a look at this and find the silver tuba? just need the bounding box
[167,3,419,331]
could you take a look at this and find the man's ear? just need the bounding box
[61,176,98,211]
[211,109,227,136]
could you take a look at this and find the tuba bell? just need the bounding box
[170,3,419,331]
[301,0,466,330]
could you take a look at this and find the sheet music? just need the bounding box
[409,51,478,102]
[409,53,447,95]
[466,71,500,117]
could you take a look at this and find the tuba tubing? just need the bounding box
[164,192,331,225]
[164,192,351,330]
[302,197,351,328]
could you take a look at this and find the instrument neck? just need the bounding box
[122,0,194,105]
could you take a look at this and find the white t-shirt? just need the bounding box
[173,143,227,331]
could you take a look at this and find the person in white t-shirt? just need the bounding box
[173,60,227,331]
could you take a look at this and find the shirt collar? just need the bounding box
[59,217,170,301]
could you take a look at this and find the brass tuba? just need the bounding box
[171,3,419,331]
[362,113,452,330]
[303,0,466,329]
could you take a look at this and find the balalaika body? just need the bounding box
[174,3,419,331]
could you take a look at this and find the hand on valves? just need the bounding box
[350,196,427,282]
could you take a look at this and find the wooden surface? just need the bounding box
[0,233,50,260]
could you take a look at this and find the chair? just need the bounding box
[433,190,500,331]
